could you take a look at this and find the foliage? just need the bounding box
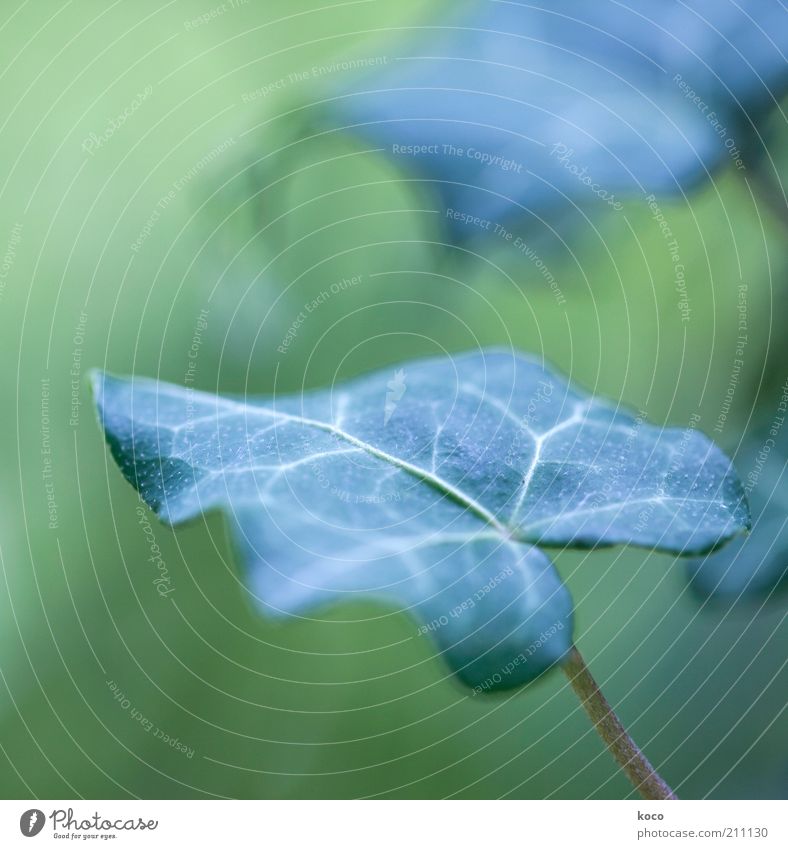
[93,350,749,690]
[305,0,788,242]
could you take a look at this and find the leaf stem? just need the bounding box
[562,645,678,800]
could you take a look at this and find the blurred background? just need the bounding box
[0,0,785,799]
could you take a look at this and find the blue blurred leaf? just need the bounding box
[688,395,788,601]
[311,0,788,241]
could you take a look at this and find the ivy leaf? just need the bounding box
[92,350,749,690]
[687,410,788,601]
[310,0,788,242]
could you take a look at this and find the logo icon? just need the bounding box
[20,809,45,837]
[384,369,407,425]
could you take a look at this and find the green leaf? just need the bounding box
[92,350,749,690]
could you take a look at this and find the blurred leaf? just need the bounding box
[688,389,788,600]
[92,350,749,690]
[307,0,788,242]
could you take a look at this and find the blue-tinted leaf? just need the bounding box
[688,408,788,601]
[311,0,788,241]
[92,350,749,689]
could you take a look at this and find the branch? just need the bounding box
[562,645,678,800]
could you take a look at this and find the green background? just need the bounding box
[0,0,785,799]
